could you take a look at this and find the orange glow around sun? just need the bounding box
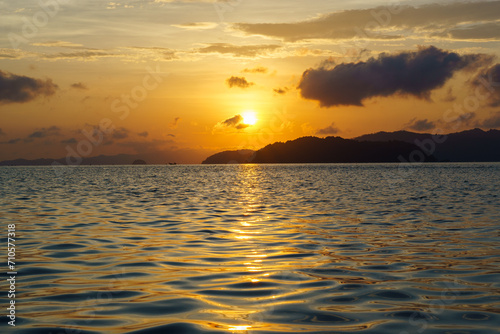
[242,111,257,125]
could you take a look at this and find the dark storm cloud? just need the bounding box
[226,76,254,89]
[0,70,58,104]
[316,122,340,135]
[406,118,436,132]
[298,46,490,107]
[0,128,4,136]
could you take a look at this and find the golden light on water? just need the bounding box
[229,325,252,331]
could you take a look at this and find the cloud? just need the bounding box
[172,22,218,30]
[197,43,281,57]
[5,138,21,144]
[226,76,254,89]
[170,117,181,129]
[71,82,88,90]
[112,127,129,140]
[0,70,58,104]
[0,128,4,136]
[316,122,340,135]
[41,51,115,60]
[273,87,289,95]
[61,138,78,144]
[138,131,149,137]
[406,118,436,132]
[470,63,500,107]
[242,67,268,74]
[480,111,500,129]
[33,41,84,48]
[127,47,177,61]
[215,114,250,131]
[233,1,500,42]
[298,46,491,107]
[28,126,61,139]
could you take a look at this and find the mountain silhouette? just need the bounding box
[355,128,500,162]
[203,136,436,164]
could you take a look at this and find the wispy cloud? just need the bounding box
[197,43,281,58]
[242,66,268,74]
[172,22,218,30]
[316,122,340,135]
[405,118,436,132]
[233,1,500,42]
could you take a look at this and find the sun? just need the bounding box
[242,111,257,125]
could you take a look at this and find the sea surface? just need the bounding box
[1,163,499,334]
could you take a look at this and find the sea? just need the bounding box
[1,163,499,334]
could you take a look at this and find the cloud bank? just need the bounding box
[233,1,500,42]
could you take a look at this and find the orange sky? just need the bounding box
[1,0,499,163]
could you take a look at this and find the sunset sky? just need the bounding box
[1,0,499,163]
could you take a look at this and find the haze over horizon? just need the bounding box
[1,0,500,163]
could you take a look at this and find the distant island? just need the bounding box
[202,128,500,164]
[0,128,498,166]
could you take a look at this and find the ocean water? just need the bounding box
[1,163,499,334]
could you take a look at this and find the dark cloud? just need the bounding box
[112,127,129,140]
[0,128,4,136]
[298,46,489,107]
[138,131,149,137]
[0,70,58,104]
[242,67,268,74]
[233,2,500,42]
[406,118,436,132]
[28,126,61,139]
[197,43,281,57]
[273,87,289,95]
[216,115,250,131]
[71,82,88,90]
[480,111,500,129]
[226,76,254,89]
[61,138,78,144]
[471,64,500,107]
[316,122,340,135]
